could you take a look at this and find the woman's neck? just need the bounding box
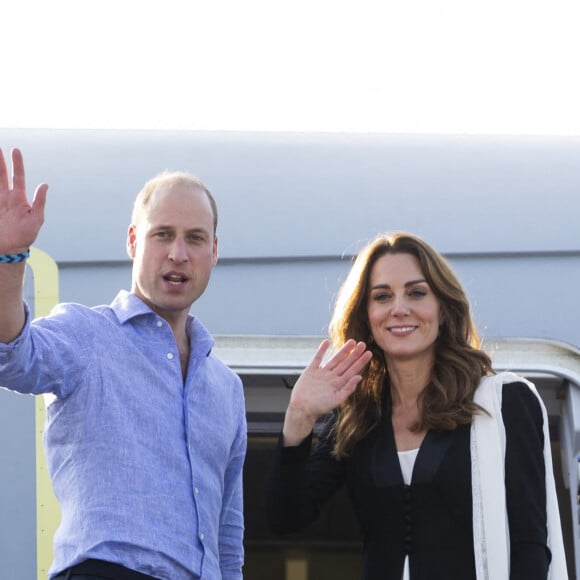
[387,358,432,407]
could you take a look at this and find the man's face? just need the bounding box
[127,183,218,325]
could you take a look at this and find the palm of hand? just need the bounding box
[289,339,373,419]
[291,363,353,418]
[0,148,47,253]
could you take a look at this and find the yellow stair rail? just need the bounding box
[29,247,61,580]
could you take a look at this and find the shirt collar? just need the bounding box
[110,290,215,357]
[110,290,154,324]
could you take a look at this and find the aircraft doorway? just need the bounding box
[242,433,363,580]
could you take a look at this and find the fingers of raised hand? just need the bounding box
[324,340,372,378]
[0,148,8,190]
[0,148,48,252]
[10,148,26,194]
[0,148,27,198]
[309,339,331,369]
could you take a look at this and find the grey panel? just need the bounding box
[53,253,580,346]
[0,129,578,261]
[0,389,37,579]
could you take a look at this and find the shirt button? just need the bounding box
[156,320,163,327]
[199,533,205,541]
[167,353,174,360]
[194,487,199,494]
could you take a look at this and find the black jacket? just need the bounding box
[268,381,550,580]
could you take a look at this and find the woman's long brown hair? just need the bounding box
[328,232,492,459]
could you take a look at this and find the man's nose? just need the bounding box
[168,238,188,262]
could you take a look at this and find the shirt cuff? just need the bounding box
[0,301,31,358]
[277,431,313,464]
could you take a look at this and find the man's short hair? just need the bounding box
[131,171,218,233]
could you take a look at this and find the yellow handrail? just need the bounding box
[29,247,61,580]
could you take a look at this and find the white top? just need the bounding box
[398,448,419,485]
[398,448,420,580]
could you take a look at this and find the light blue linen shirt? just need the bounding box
[0,290,246,580]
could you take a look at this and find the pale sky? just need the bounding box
[2,0,579,135]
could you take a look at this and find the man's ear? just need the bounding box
[127,224,137,259]
[212,234,219,267]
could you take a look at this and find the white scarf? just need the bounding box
[471,371,568,580]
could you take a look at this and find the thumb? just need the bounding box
[31,183,48,220]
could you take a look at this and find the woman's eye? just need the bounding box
[372,293,391,302]
[409,289,427,298]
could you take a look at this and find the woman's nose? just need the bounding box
[391,296,410,316]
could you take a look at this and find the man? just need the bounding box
[0,148,247,580]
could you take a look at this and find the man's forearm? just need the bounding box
[0,263,26,343]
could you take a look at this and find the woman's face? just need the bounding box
[366,253,442,367]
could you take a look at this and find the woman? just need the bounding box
[268,232,566,580]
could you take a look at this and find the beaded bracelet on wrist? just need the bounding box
[0,249,31,263]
